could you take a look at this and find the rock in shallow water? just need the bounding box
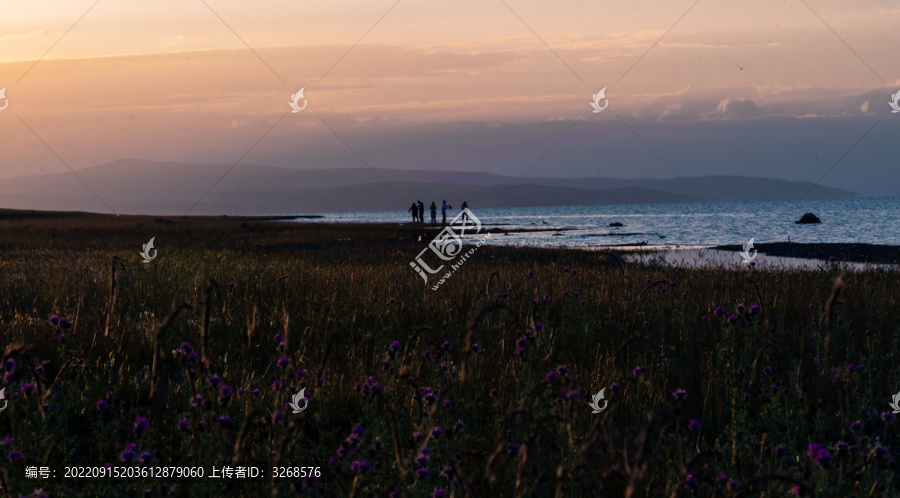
[796,213,822,224]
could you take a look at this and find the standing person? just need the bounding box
[442,200,450,225]
[430,201,437,224]
[460,201,469,222]
[417,200,425,223]
[408,203,418,223]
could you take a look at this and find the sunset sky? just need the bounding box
[2,0,899,195]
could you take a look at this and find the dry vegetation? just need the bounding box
[0,210,898,497]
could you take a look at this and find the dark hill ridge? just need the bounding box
[0,159,856,215]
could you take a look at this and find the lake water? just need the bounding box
[301,196,900,249]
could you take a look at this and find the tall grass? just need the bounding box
[0,212,897,497]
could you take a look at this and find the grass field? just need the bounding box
[0,210,897,497]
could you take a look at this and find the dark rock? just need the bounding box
[609,222,624,227]
[796,213,822,224]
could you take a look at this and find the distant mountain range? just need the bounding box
[0,159,856,215]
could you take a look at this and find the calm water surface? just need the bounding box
[298,197,900,249]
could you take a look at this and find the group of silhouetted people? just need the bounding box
[408,200,468,225]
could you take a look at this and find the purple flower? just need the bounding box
[441,341,451,351]
[443,400,452,409]
[545,371,559,383]
[416,468,430,479]
[422,349,431,358]
[431,427,443,439]
[672,388,687,401]
[120,444,137,462]
[750,305,760,315]
[684,474,699,490]
[612,382,621,392]
[219,384,232,398]
[351,461,371,474]
[134,417,149,437]
[390,341,402,352]
[714,307,725,317]
[21,383,35,396]
[413,431,424,442]
[727,315,738,325]
[556,364,569,375]
[59,319,72,329]
[535,322,543,331]
[227,282,236,288]
[187,352,198,363]
[454,420,465,432]
[834,441,850,454]
[771,444,785,457]
[217,416,232,428]
[471,343,480,352]
[3,358,14,371]
[763,366,772,375]
[736,303,746,313]
[190,395,204,407]
[206,375,222,387]
[814,449,832,467]
[632,367,645,376]
[271,380,282,391]
[688,419,701,431]
[180,342,193,354]
[177,419,189,431]
[7,450,22,462]
[140,451,154,465]
[882,412,895,424]
[276,356,289,369]
[489,388,499,397]
[57,334,66,344]
[273,334,283,344]
[849,421,863,432]
[96,400,107,410]
[506,443,520,455]
[49,315,60,326]
[433,490,447,498]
